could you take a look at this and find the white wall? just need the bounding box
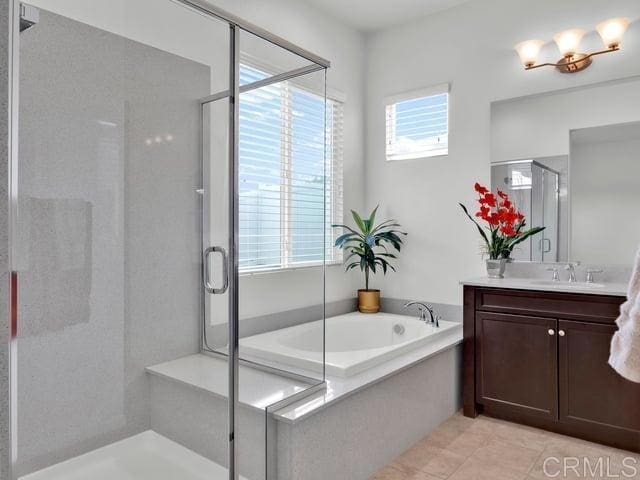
[28,0,366,318]
[365,0,640,305]
[206,0,367,318]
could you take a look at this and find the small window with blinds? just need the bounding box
[239,63,344,273]
[385,84,449,161]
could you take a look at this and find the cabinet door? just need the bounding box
[476,312,558,420]
[559,320,640,435]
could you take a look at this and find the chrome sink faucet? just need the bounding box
[565,262,580,283]
[586,269,603,283]
[404,301,440,328]
[546,267,560,282]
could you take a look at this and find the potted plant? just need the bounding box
[459,183,545,278]
[333,206,406,313]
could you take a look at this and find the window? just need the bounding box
[239,64,344,273]
[385,84,449,161]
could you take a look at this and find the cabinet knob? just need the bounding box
[558,330,565,337]
[548,329,555,335]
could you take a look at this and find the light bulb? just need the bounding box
[553,29,586,57]
[596,17,630,49]
[515,40,545,68]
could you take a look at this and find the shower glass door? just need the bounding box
[202,26,329,479]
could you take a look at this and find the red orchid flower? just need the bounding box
[500,198,512,210]
[475,205,491,220]
[479,193,497,207]
[500,224,516,236]
[474,183,489,195]
[461,181,546,261]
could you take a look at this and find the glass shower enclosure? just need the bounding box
[491,159,560,262]
[7,0,329,479]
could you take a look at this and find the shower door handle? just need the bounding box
[204,246,229,294]
[539,238,551,253]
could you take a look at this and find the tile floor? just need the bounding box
[370,412,640,479]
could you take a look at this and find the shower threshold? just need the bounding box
[19,430,246,480]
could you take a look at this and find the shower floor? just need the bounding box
[20,430,244,480]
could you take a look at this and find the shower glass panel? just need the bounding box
[202,27,329,479]
[491,160,559,262]
[12,1,234,478]
[12,1,329,478]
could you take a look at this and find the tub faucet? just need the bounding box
[404,301,439,328]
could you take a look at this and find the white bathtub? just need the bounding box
[240,311,461,377]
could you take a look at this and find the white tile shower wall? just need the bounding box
[149,375,274,480]
[0,0,10,478]
[14,10,208,476]
[365,0,640,306]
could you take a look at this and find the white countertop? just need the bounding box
[461,277,628,297]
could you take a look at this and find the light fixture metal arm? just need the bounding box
[524,45,619,72]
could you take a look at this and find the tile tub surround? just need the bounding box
[147,347,462,480]
[205,298,357,350]
[381,298,462,323]
[204,296,460,355]
[370,412,640,480]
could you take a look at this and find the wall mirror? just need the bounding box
[490,77,640,265]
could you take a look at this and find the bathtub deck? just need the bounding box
[146,353,318,412]
[20,431,246,480]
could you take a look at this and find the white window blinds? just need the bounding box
[385,84,449,161]
[239,64,344,272]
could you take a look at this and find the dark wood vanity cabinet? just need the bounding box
[475,312,558,421]
[464,286,640,452]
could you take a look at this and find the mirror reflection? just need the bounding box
[491,120,640,265]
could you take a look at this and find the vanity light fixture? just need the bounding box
[515,17,630,73]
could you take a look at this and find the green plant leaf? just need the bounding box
[506,227,546,250]
[351,210,367,234]
[459,203,490,251]
[368,205,379,231]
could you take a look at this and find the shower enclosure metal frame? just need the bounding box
[492,158,561,262]
[5,1,331,479]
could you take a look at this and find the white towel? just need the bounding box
[609,247,640,383]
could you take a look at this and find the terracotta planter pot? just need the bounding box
[358,289,380,313]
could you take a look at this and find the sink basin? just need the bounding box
[529,280,606,289]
